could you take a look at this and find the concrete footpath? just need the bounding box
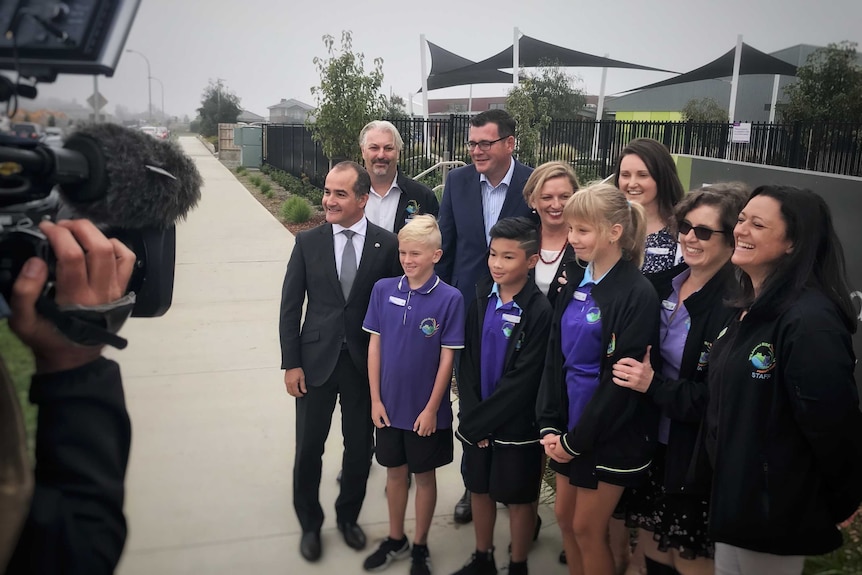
[110,137,564,574]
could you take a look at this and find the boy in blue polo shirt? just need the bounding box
[362,214,465,575]
[453,217,553,575]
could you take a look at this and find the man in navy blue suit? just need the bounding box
[436,109,533,524]
[437,110,534,308]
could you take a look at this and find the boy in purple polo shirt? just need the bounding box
[362,214,465,575]
[454,217,553,575]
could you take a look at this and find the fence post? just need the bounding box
[442,150,451,186]
[446,114,456,160]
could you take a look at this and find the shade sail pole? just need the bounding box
[513,27,520,87]
[768,74,780,123]
[468,84,473,113]
[726,34,743,160]
[420,33,430,159]
[728,34,743,123]
[592,54,609,162]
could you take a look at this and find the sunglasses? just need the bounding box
[678,220,725,241]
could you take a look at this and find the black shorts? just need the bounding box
[549,454,649,489]
[375,426,454,474]
[463,442,543,504]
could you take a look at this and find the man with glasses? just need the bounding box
[436,109,533,524]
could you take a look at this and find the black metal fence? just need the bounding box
[263,117,862,185]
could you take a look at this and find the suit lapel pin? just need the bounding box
[374,242,380,248]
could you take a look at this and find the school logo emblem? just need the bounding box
[586,307,601,324]
[606,333,616,357]
[749,342,776,375]
[697,341,712,370]
[501,322,514,339]
[420,318,439,337]
[405,199,420,215]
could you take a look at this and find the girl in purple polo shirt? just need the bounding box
[537,183,659,575]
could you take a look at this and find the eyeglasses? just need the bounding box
[678,220,725,241]
[466,136,507,151]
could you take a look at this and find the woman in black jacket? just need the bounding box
[611,185,749,575]
[537,183,659,575]
[706,185,861,574]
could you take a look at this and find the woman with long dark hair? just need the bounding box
[703,185,862,574]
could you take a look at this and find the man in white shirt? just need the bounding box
[360,120,439,233]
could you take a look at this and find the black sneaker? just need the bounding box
[507,560,528,575]
[452,548,497,575]
[410,543,432,575]
[363,536,410,572]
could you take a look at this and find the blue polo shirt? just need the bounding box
[480,283,523,400]
[363,274,465,431]
[561,265,608,429]
[657,268,691,444]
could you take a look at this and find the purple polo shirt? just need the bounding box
[657,268,691,444]
[363,274,465,431]
[561,265,607,429]
[480,283,523,400]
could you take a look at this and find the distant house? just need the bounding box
[237,109,266,123]
[268,98,315,124]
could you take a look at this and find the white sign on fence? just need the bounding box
[732,122,752,144]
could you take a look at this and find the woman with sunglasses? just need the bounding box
[611,184,749,575]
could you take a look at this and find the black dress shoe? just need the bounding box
[300,531,322,562]
[337,522,367,550]
[453,489,472,524]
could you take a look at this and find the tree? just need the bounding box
[782,42,862,123]
[506,78,546,166]
[681,97,728,122]
[308,31,385,162]
[506,63,587,165]
[196,80,242,138]
[382,94,408,120]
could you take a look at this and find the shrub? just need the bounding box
[260,182,272,195]
[260,164,272,175]
[249,175,262,187]
[281,196,312,223]
[235,166,246,175]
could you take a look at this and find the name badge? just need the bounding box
[389,296,406,306]
[646,247,671,255]
[573,291,588,301]
[662,299,677,311]
[502,313,521,324]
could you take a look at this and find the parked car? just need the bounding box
[42,126,64,148]
[10,122,42,140]
[141,125,170,140]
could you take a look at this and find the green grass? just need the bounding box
[281,196,312,223]
[260,182,272,196]
[235,166,247,175]
[249,175,262,187]
[1,320,37,450]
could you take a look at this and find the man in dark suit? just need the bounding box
[437,109,534,308]
[436,109,534,524]
[360,120,439,233]
[280,161,400,562]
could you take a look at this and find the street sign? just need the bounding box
[87,91,108,111]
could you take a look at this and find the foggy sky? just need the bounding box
[23,0,862,120]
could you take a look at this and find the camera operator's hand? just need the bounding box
[9,219,136,373]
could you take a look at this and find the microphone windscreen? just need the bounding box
[61,124,202,229]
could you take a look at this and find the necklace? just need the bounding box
[539,242,567,265]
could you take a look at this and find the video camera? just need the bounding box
[0,0,200,346]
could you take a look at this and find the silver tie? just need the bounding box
[340,230,357,299]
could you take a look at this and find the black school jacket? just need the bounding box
[705,286,862,556]
[456,277,553,446]
[644,262,737,493]
[536,259,660,477]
